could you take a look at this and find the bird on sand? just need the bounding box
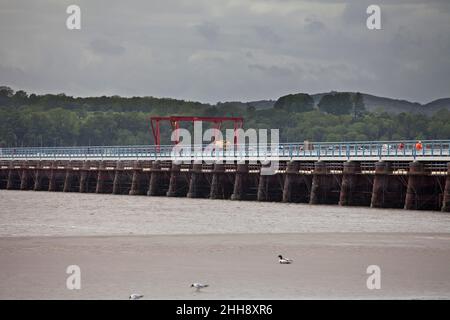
[129,293,144,300]
[278,255,293,264]
[191,283,209,291]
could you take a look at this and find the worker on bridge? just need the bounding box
[415,140,423,152]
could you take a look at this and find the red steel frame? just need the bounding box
[150,116,244,147]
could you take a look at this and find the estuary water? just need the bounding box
[1,190,449,237]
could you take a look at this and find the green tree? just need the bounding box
[318,92,353,115]
[0,86,14,97]
[274,93,314,113]
[352,92,366,119]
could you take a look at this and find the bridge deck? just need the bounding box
[1,140,449,162]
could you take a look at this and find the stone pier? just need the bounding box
[166,162,183,197]
[404,161,425,210]
[338,161,372,206]
[209,162,226,199]
[310,161,341,205]
[231,162,248,200]
[187,162,209,198]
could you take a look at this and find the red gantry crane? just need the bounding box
[150,116,244,148]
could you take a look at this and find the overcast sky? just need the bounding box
[0,0,449,104]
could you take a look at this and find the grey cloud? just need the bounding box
[0,64,27,88]
[194,21,220,42]
[341,1,374,26]
[248,64,295,77]
[304,18,326,33]
[88,38,126,56]
[253,26,283,44]
[0,0,449,103]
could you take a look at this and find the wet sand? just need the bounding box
[0,190,450,299]
[1,233,450,299]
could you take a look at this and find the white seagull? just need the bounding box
[278,255,293,264]
[191,283,209,291]
[129,293,144,300]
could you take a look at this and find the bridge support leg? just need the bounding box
[148,161,162,196]
[370,161,392,208]
[187,162,203,198]
[79,170,88,193]
[0,169,8,189]
[309,161,329,205]
[282,161,299,203]
[34,170,42,191]
[404,161,424,210]
[231,162,248,200]
[257,163,271,201]
[20,169,29,190]
[442,163,450,212]
[63,170,73,192]
[6,169,14,190]
[112,170,122,194]
[129,170,142,195]
[339,161,361,206]
[210,162,225,199]
[96,170,108,193]
[167,163,181,197]
[48,170,57,191]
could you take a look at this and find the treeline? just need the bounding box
[0,86,449,147]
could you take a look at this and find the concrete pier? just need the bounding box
[403,161,443,210]
[79,169,88,193]
[310,161,341,205]
[338,161,372,206]
[148,161,168,196]
[112,170,121,194]
[129,170,140,195]
[148,161,160,196]
[63,170,74,192]
[112,161,132,195]
[6,169,16,190]
[257,164,270,202]
[53,169,66,192]
[166,163,183,197]
[187,162,209,198]
[33,169,43,191]
[256,162,283,202]
[370,161,391,208]
[404,161,425,210]
[209,162,226,199]
[20,169,29,190]
[282,161,299,203]
[231,162,248,200]
[96,169,110,194]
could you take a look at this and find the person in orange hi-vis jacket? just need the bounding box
[415,140,423,151]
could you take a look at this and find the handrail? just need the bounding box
[0,140,449,160]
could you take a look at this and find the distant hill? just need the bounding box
[309,92,450,115]
[247,100,275,110]
[240,92,450,115]
[424,98,450,114]
[217,100,275,110]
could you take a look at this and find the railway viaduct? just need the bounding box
[1,140,450,212]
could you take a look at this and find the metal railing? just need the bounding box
[0,140,449,161]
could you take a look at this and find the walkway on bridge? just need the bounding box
[0,140,449,162]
